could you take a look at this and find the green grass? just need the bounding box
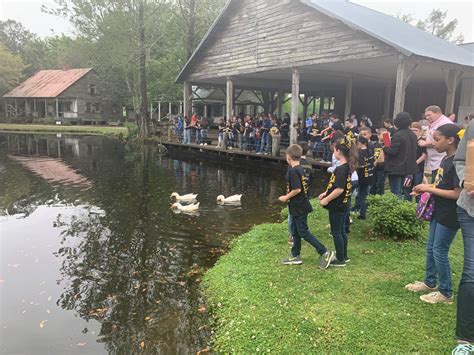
[203,201,463,353]
[0,123,128,137]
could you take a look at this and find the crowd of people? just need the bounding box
[278,106,473,354]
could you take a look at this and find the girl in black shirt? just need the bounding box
[356,136,375,220]
[406,124,462,304]
[319,137,358,266]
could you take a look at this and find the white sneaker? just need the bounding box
[420,291,453,304]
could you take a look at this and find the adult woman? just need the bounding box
[383,112,418,198]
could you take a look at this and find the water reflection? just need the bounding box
[0,133,296,354]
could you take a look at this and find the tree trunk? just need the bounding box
[138,0,149,138]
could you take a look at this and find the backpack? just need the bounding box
[416,192,434,221]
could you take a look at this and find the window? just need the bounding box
[89,84,97,95]
[63,101,72,112]
[86,103,91,113]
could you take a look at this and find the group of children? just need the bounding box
[279,112,474,353]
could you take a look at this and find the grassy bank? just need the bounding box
[0,123,128,137]
[203,201,463,353]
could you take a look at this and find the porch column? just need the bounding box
[33,99,37,116]
[45,100,48,117]
[276,90,283,119]
[393,56,418,117]
[183,81,192,119]
[226,76,234,124]
[290,67,300,145]
[204,104,208,119]
[55,98,59,120]
[169,102,172,116]
[344,77,353,120]
[444,69,462,115]
[384,83,392,118]
[302,94,309,121]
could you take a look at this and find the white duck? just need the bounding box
[170,192,198,202]
[216,194,242,203]
[170,202,200,212]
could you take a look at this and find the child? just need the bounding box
[370,128,387,195]
[355,135,375,220]
[279,144,335,269]
[319,137,358,267]
[406,124,462,304]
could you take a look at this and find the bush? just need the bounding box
[367,193,425,240]
[31,117,56,125]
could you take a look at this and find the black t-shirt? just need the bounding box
[324,163,352,211]
[300,157,314,192]
[286,165,313,217]
[433,155,460,229]
[357,148,375,185]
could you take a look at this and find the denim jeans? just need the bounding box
[424,219,458,298]
[201,129,208,142]
[456,207,474,342]
[184,129,191,144]
[358,183,369,218]
[329,210,348,262]
[389,175,411,200]
[312,141,324,158]
[370,169,385,195]
[255,138,261,152]
[290,213,327,257]
[260,131,270,153]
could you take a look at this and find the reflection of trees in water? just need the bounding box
[54,146,210,354]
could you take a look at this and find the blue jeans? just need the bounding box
[290,213,327,257]
[456,207,474,342]
[424,219,458,298]
[329,210,348,262]
[312,141,324,158]
[260,131,270,153]
[370,169,385,195]
[184,129,191,144]
[255,138,261,152]
[388,175,412,200]
[201,129,208,142]
[358,183,369,218]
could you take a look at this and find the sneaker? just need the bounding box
[420,291,453,304]
[330,259,347,267]
[345,258,351,263]
[319,251,335,270]
[452,343,474,355]
[405,281,438,293]
[282,255,302,265]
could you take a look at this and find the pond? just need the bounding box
[0,133,327,354]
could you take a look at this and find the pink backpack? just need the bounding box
[416,192,435,221]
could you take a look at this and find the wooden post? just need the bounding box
[183,81,192,119]
[226,76,233,124]
[169,102,172,116]
[55,98,59,119]
[344,77,353,120]
[33,98,36,116]
[384,83,392,118]
[444,69,462,115]
[303,94,308,121]
[290,67,300,145]
[277,90,283,119]
[45,100,47,117]
[393,56,418,117]
[312,96,316,115]
[204,104,208,119]
[14,99,17,116]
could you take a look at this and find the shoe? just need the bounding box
[420,291,453,304]
[405,281,438,293]
[452,343,474,355]
[345,258,351,263]
[282,255,302,265]
[330,259,347,267]
[319,251,335,270]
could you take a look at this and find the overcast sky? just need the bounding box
[0,0,473,42]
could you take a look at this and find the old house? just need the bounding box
[177,0,474,143]
[3,68,122,124]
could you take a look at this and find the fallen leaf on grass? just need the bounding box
[140,341,145,349]
[197,347,210,354]
[177,281,186,286]
[39,320,48,328]
[197,307,206,313]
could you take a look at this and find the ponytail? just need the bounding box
[335,136,359,173]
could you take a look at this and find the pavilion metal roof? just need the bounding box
[176,0,473,83]
[3,68,94,98]
[302,0,473,67]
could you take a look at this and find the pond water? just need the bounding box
[0,133,327,354]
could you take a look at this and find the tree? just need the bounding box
[395,9,464,44]
[0,44,26,96]
[0,19,35,55]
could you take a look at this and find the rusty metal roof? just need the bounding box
[3,68,94,98]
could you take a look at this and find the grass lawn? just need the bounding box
[203,201,463,353]
[0,123,128,137]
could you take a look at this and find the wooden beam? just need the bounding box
[291,67,300,145]
[444,69,463,114]
[277,90,283,119]
[55,98,59,120]
[393,57,418,117]
[226,76,234,123]
[344,77,353,120]
[183,81,192,118]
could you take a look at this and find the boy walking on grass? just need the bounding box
[279,144,335,269]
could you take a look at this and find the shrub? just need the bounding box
[31,117,56,125]
[367,193,425,241]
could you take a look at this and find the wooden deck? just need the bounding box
[162,141,331,170]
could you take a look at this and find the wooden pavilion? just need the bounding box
[176,0,474,143]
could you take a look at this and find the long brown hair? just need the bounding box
[335,137,358,173]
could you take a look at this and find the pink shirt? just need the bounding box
[426,115,454,171]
